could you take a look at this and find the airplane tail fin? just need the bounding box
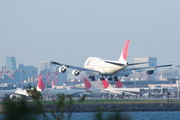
[83,77,109,89]
[102,79,116,90]
[51,81,55,88]
[83,77,92,89]
[116,80,123,88]
[101,80,109,89]
[118,40,130,65]
[37,75,45,92]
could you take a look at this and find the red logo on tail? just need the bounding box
[122,40,130,60]
[116,80,123,88]
[102,80,109,89]
[37,75,45,91]
[83,77,92,89]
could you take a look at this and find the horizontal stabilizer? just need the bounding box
[104,60,126,66]
[128,62,149,66]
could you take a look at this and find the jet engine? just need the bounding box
[72,70,80,76]
[146,70,154,75]
[9,94,16,99]
[58,66,67,73]
[9,94,22,100]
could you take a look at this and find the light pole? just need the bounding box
[176,65,180,98]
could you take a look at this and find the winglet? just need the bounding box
[37,75,45,91]
[119,40,130,65]
[83,77,92,89]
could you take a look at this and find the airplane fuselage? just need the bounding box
[84,57,127,74]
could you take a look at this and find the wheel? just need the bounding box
[100,77,105,80]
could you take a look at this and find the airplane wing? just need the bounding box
[130,64,172,72]
[51,61,100,73]
[115,64,172,77]
[128,62,149,66]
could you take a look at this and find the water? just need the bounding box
[68,112,180,120]
[1,111,180,120]
[127,111,180,120]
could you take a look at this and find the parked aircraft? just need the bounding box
[9,75,85,100]
[83,77,142,96]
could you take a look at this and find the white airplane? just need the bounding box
[36,75,85,95]
[83,77,142,96]
[51,40,148,80]
[51,40,171,81]
[10,75,87,99]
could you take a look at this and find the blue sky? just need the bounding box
[0,0,180,68]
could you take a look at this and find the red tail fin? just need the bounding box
[51,81,55,88]
[37,75,45,91]
[116,80,123,88]
[102,80,109,89]
[83,77,92,89]
[119,40,130,64]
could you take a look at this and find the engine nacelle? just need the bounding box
[72,70,80,76]
[9,94,21,100]
[146,70,154,75]
[9,94,16,99]
[58,66,67,73]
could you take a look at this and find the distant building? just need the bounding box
[134,56,157,67]
[131,56,158,81]
[5,56,17,72]
[17,64,38,78]
[40,61,51,72]
[13,64,38,86]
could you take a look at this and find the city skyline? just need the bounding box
[0,0,180,67]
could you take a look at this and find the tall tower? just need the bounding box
[5,56,17,72]
[133,56,157,80]
[40,61,51,72]
[134,57,157,67]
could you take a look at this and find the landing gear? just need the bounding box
[113,76,118,81]
[100,77,105,81]
[89,75,95,81]
[88,74,119,82]
[100,75,119,82]
[108,77,113,81]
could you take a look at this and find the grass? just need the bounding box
[1,99,179,105]
[72,99,180,104]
